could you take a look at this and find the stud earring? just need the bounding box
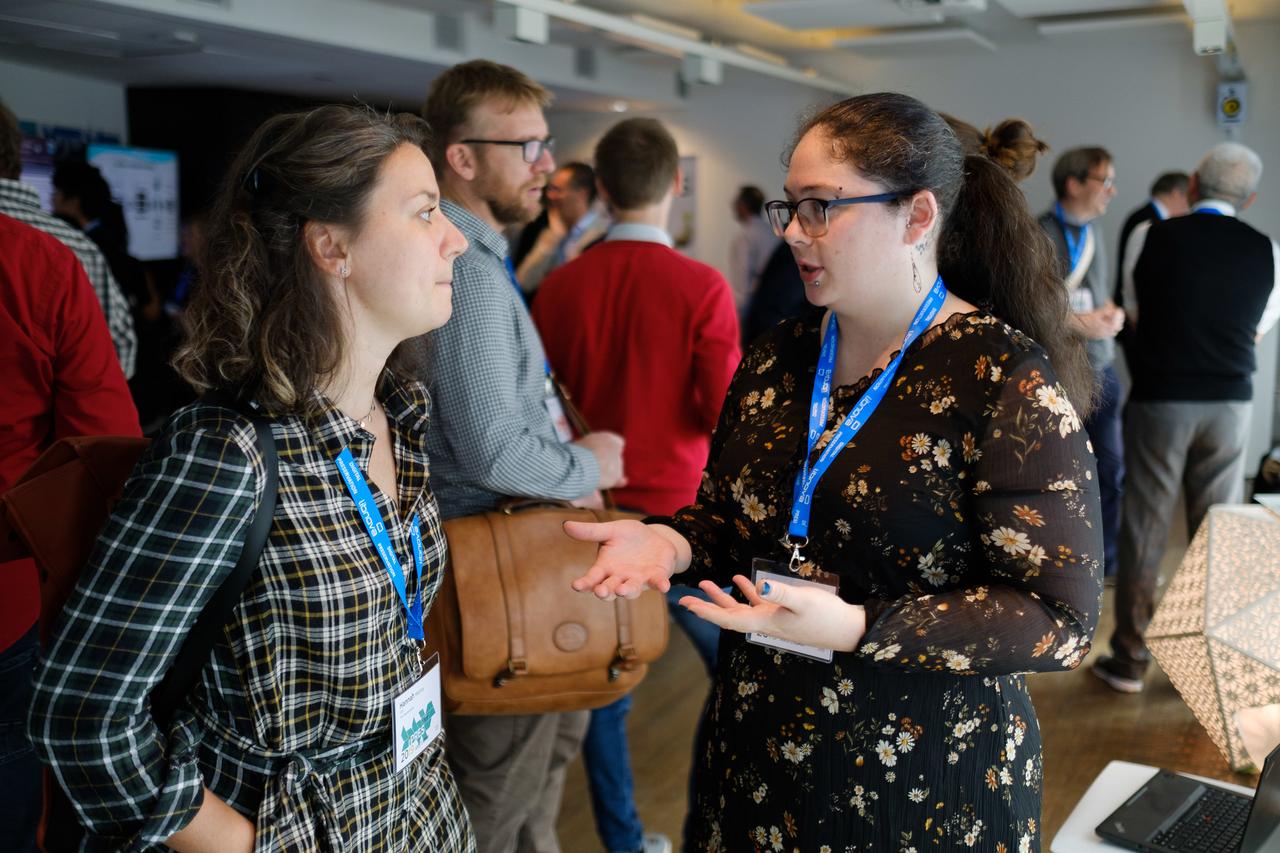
[339,265,349,279]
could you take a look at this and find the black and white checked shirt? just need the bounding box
[407,199,599,518]
[0,179,137,378]
[29,379,475,852]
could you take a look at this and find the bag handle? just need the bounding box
[150,410,279,726]
[547,371,617,512]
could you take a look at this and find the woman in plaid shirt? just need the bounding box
[29,105,473,851]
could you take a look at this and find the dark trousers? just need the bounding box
[1109,400,1250,677]
[1085,365,1125,577]
[0,624,41,853]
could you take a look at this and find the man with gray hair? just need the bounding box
[1094,141,1279,693]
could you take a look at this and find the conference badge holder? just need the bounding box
[745,557,841,663]
[392,652,443,773]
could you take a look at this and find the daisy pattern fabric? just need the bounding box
[661,310,1103,852]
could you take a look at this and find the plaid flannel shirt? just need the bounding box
[0,179,137,378]
[406,199,598,518]
[28,380,474,852]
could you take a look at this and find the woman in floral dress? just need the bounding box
[567,93,1103,852]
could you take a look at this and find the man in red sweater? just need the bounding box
[532,117,738,853]
[0,213,141,852]
[533,119,739,515]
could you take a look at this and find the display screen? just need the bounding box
[18,136,56,212]
[87,143,180,261]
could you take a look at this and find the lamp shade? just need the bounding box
[1148,505,1280,772]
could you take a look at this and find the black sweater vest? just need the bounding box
[1130,212,1274,401]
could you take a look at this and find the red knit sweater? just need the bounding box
[532,239,740,515]
[0,214,140,649]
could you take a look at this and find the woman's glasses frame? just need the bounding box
[765,192,906,238]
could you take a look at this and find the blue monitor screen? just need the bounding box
[18,137,56,213]
[87,144,180,261]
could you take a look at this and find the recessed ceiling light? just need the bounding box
[610,100,629,112]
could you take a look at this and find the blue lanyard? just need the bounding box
[1054,203,1089,274]
[786,276,947,567]
[335,447,424,640]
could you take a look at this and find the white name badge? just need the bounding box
[392,653,443,774]
[746,560,840,663]
[544,393,574,444]
[1068,287,1095,315]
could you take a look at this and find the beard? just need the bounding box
[473,162,543,227]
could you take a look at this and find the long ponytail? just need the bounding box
[939,155,1095,415]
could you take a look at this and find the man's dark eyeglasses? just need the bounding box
[765,192,905,238]
[460,137,555,164]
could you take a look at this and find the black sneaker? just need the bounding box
[1092,655,1144,693]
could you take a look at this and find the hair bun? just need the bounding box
[981,118,1049,184]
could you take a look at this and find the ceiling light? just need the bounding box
[611,100,628,112]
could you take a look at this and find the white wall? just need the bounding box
[550,68,834,278]
[0,58,128,140]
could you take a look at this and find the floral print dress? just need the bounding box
[664,311,1103,853]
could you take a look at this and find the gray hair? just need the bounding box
[1195,142,1263,207]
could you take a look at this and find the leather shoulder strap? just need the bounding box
[150,413,279,725]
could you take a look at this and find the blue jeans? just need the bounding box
[1086,365,1125,577]
[0,624,42,853]
[583,693,642,852]
[666,584,720,675]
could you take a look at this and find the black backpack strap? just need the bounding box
[151,413,279,726]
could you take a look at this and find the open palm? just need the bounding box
[564,519,678,600]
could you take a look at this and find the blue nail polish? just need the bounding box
[761,581,772,596]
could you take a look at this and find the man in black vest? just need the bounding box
[1039,147,1125,584]
[1094,142,1279,693]
[1113,171,1190,308]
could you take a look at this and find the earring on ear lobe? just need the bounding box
[340,265,349,279]
[911,255,923,294]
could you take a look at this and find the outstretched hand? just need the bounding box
[679,576,868,653]
[565,519,684,600]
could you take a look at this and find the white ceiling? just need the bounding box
[0,0,1275,109]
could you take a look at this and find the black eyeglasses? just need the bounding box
[460,136,555,164]
[764,192,905,238]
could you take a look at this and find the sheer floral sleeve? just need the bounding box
[658,332,787,586]
[856,347,1104,675]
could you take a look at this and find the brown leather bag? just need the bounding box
[427,502,667,715]
[425,376,668,715]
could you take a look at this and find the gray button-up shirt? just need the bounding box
[408,199,599,519]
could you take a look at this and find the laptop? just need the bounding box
[1253,493,1280,523]
[1096,743,1280,852]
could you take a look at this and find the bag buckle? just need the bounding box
[609,645,639,681]
[492,657,528,688]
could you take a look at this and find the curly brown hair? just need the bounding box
[174,104,432,412]
[792,93,1094,416]
[943,115,1049,184]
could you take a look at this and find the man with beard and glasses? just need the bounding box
[410,60,627,853]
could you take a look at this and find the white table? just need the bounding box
[1050,760,1255,852]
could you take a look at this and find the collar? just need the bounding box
[1053,201,1091,228]
[606,222,673,247]
[1193,199,1237,217]
[1150,198,1169,220]
[441,198,509,260]
[292,371,431,479]
[0,179,43,212]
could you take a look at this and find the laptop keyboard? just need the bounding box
[1151,787,1251,852]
